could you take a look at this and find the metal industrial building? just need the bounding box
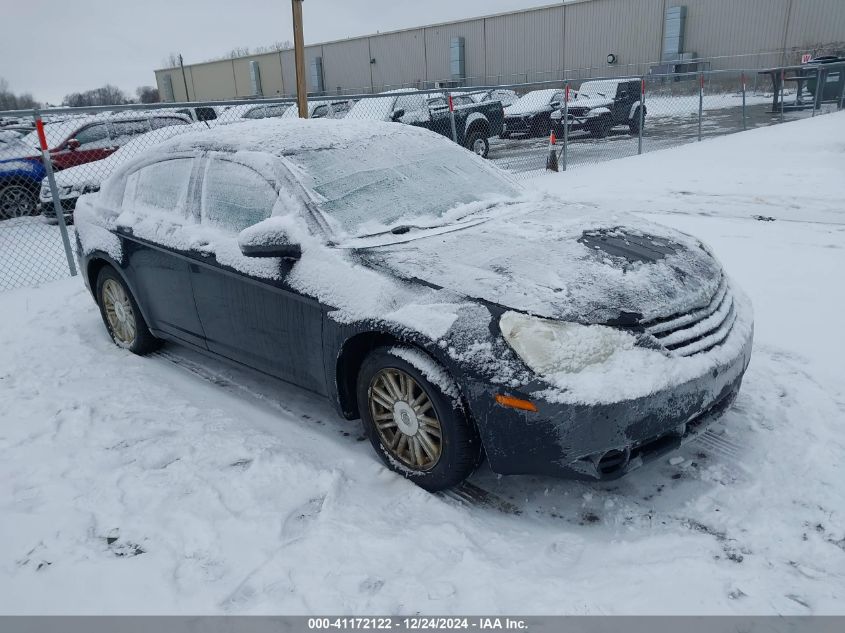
[154,0,845,101]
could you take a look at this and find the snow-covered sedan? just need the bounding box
[501,88,566,138]
[74,119,753,491]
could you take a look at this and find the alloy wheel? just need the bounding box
[472,137,487,156]
[368,368,443,471]
[0,186,35,219]
[102,279,137,348]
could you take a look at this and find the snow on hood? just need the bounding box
[357,195,723,325]
[504,89,560,116]
[570,94,614,109]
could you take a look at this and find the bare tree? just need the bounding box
[62,84,128,107]
[161,52,181,68]
[136,86,160,104]
[0,77,40,110]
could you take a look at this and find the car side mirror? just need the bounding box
[66,138,80,150]
[550,101,561,108]
[390,108,406,121]
[238,219,302,260]
[618,91,628,99]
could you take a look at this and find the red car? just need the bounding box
[19,113,191,172]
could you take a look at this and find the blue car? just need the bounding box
[0,141,45,220]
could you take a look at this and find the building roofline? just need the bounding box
[154,0,596,73]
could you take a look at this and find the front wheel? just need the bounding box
[0,184,38,220]
[465,130,490,158]
[96,266,161,355]
[357,347,481,492]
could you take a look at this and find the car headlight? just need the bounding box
[499,311,636,375]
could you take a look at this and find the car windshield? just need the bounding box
[287,134,520,239]
[577,81,619,98]
[510,89,559,109]
[21,123,70,151]
[346,95,397,121]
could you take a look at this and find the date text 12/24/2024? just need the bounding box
[307,618,528,630]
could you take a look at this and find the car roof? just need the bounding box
[149,117,440,158]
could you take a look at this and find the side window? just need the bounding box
[194,107,217,121]
[123,158,193,216]
[110,120,153,145]
[201,159,277,233]
[74,123,110,148]
[150,116,189,130]
[244,106,268,119]
[311,104,329,118]
[329,101,353,118]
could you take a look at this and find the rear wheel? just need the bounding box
[588,115,612,138]
[357,347,481,491]
[96,266,161,355]
[0,184,37,220]
[465,130,490,158]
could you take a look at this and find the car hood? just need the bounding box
[570,95,614,109]
[504,103,551,116]
[357,198,723,325]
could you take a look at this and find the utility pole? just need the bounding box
[292,0,308,118]
[178,54,190,102]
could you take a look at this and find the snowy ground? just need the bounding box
[1,112,844,615]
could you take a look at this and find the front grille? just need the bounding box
[641,275,736,357]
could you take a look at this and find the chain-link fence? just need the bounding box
[1,62,843,293]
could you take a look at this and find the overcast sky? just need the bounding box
[1,0,555,105]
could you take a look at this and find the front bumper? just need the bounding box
[463,316,754,480]
[40,194,79,218]
[502,115,535,134]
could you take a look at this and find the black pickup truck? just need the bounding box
[346,89,504,158]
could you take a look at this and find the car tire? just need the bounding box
[588,115,612,138]
[465,130,490,158]
[357,346,481,492]
[629,108,644,135]
[0,184,38,220]
[96,266,162,355]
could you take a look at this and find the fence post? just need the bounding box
[741,72,747,131]
[562,82,569,171]
[780,69,785,123]
[698,72,704,142]
[812,66,820,117]
[33,110,77,277]
[839,68,845,110]
[447,91,458,144]
[638,76,645,155]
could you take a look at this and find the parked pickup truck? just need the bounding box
[346,89,504,158]
[551,79,645,138]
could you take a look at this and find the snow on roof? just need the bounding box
[151,117,442,157]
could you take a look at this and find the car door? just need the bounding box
[187,154,326,393]
[115,155,208,348]
[51,122,116,170]
[613,83,635,122]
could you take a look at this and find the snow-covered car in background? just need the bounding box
[1,112,191,219]
[464,88,519,107]
[40,121,210,222]
[224,99,356,121]
[346,88,503,158]
[501,88,567,138]
[551,79,645,138]
[74,118,753,492]
[169,106,220,123]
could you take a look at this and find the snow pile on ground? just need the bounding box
[1,113,844,615]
